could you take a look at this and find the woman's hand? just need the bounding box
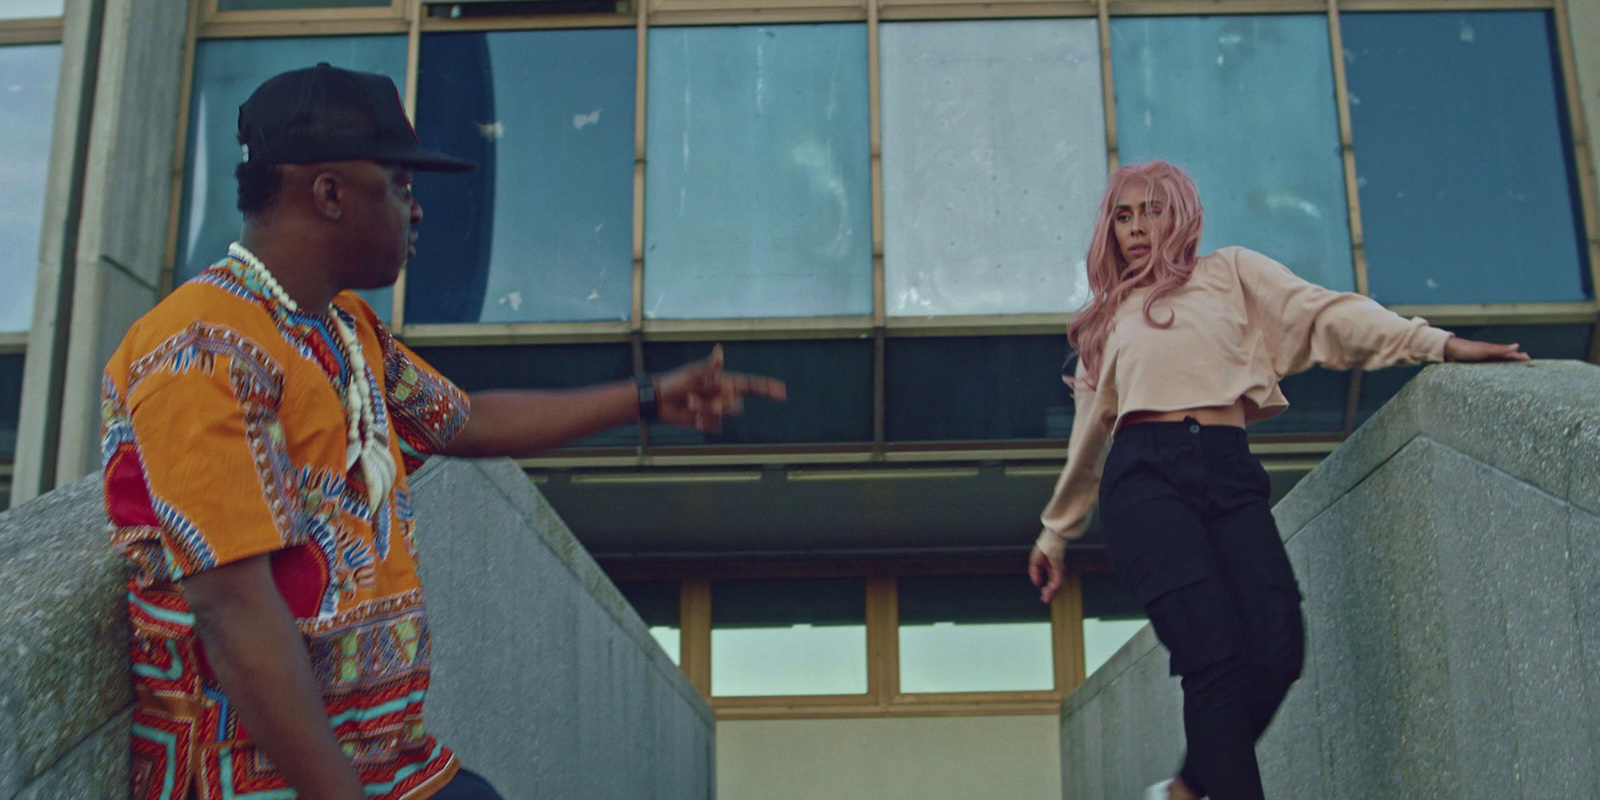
[654,344,787,432]
[1028,545,1065,604]
[1443,337,1529,363]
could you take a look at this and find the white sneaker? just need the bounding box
[1143,779,1172,800]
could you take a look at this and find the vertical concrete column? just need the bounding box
[12,0,103,506]
[51,0,191,488]
[1568,1,1600,193]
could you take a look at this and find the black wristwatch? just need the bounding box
[636,373,659,424]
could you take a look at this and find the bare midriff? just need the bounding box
[1117,399,1248,431]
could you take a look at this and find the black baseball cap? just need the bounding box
[237,62,474,173]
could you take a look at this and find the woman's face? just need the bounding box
[1112,180,1167,270]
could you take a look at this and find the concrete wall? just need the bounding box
[1059,360,1600,800]
[718,715,1060,800]
[0,456,715,799]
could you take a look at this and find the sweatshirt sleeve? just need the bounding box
[1234,248,1452,376]
[1035,359,1115,560]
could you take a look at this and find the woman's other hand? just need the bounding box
[1443,337,1530,363]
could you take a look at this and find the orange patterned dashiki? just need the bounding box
[102,256,470,800]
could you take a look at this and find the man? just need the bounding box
[103,63,784,800]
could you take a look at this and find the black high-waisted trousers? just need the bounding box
[1098,419,1306,800]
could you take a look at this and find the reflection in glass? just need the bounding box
[711,578,867,697]
[1248,367,1348,436]
[1,353,23,460]
[881,20,1104,316]
[1081,571,1145,678]
[0,1,62,19]
[898,574,1053,694]
[645,25,872,319]
[885,336,1072,442]
[1112,15,1354,293]
[1343,11,1588,305]
[615,579,681,665]
[410,29,635,324]
[178,36,407,320]
[219,0,388,10]
[0,44,60,332]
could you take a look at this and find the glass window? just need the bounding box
[0,1,62,18]
[218,0,389,10]
[880,20,1104,316]
[0,44,61,333]
[1080,570,1144,678]
[409,29,635,325]
[1112,15,1355,293]
[1247,367,1349,436]
[177,36,407,320]
[0,352,22,461]
[884,335,1072,442]
[711,577,867,697]
[1343,11,1589,305]
[1357,323,1593,425]
[644,24,872,320]
[409,343,637,448]
[614,579,681,665]
[643,339,873,446]
[897,574,1054,694]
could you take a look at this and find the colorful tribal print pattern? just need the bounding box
[104,259,467,800]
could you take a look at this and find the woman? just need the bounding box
[1027,161,1524,800]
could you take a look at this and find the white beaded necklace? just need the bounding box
[228,242,397,508]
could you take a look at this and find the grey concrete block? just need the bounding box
[409,457,713,800]
[1258,533,1329,800]
[0,475,130,798]
[1571,508,1600,800]
[1572,414,1600,519]
[14,709,130,800]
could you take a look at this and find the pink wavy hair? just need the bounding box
[1067,160,1204,389]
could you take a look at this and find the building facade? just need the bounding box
[2,0,1597,797]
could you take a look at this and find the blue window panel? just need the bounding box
[1112,15,1355,293]
[0,2,62,18]
[645,25,872,320]
[410,29,635,324]
[0,44,61,332]
[1343,11,1589,305]
[178,36,407,320]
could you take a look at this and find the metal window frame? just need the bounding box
[158,0,1599,473]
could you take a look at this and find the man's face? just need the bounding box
[337,161,420,290]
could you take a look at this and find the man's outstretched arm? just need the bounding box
[183,556,367,800]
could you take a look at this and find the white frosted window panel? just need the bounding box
[644,25,872,320]
[880,20,1104,317]
[0,1,62,19]
[899,621,1054,693]
[711,624,868,697]
[1112,15,1355,293]
[1083,617,1146,677]
[179,36,407,320]
[0,43,60,332]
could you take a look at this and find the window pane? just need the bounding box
[644,25,872,320]
[0,352,22,460]
[898,574,1053,694]
[1247,367,1348,436]
[1112,15,1354,293]
[885,336,1072,442]
[0,1,61,19]
[0,44,60,333]
[218,0,388,10]
[712,578,866,697]
[615,579,681,665]
[410,29,634,324]
[643,340,873,445]
[1344,12,1589,305]
[177,36,407,320]
[1357,323,1593,426]
[409,343,637,448]
[880,20,1103,316]
[1081,571,1144,677]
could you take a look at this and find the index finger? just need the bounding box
[724,371,787,402]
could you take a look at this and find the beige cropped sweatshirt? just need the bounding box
[1035,246,1453,559]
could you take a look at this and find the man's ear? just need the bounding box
[311,171,343,221]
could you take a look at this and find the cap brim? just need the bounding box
[376,143,477,173]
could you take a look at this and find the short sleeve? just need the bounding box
[107,326,298,582]
[376,323,469,475]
